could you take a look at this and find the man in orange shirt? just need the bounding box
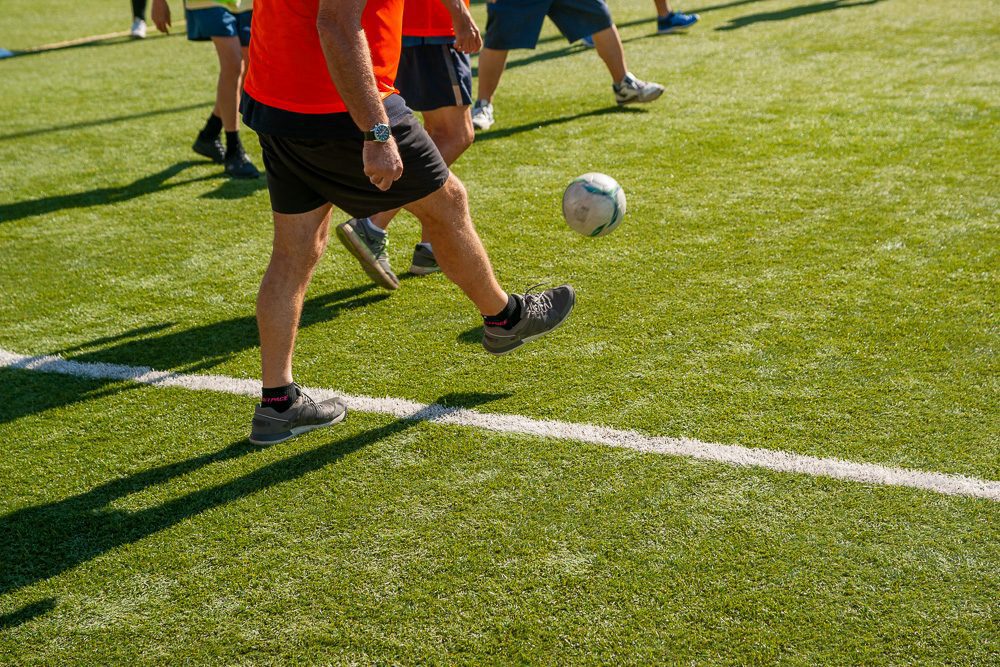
[335,0,481,290]
[241,0,576,445]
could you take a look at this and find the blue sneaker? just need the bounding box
[580,35,595,48]
[657,11,699,33]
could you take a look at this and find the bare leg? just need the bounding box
[210,36,244,132]
[475,48,510,103]
[655,0,672,16]
[403,174,507,315]
[370,104,475,243]
[591,25,628,83]
[257,203,333,387]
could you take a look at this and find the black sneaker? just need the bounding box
[249,384,347,445]
[192,134,225,164]
[224,150,261,179]
[482,285,576,355]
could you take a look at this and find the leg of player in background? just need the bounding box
[211,35,259,177]
[369,104,475,243]
[475,48,508,104]
[590,25,627,83]
[257,204,334,388]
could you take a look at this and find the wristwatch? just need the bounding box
[363,123,391,143]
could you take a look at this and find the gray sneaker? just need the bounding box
[614,72,665,106]
[335,218,400,290]
[471,100,494,130]
[249,385,347,445]
[408,244,440,275]
[482,285,576,355]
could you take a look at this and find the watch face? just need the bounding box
[373,123,391,142]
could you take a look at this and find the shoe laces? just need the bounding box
[521,283,554,318]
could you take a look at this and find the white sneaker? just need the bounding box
[471,100,494,130]
[613,72,665,106]
[130,18,147,39]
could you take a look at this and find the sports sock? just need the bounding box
[199,114,223,140]
[361,217,387,237]
[416,241,433,251]
[224,131,243,159]
[261,383,299,413]
[483,294,522,330]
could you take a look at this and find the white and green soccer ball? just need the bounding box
[561,172,626,237]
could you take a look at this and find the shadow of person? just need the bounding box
[0,391,507,629]
[716,0,884,31]
[0,101,213,143]
[475,105,643,143]
[61,284,387,375]
[0,161,214,225]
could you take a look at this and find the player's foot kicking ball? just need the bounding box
[336,218,400,291]
[408,243,440,275]
[614,72,665,106]
[249,384,347,445]
[482,285,576,355]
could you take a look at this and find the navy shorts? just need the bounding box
[250,95,450,218]
[484,0,613,49]
[185,7,252,46]
[396,38,473,112]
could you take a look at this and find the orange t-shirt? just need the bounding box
[244,0,403,114]
[402,0,469,38]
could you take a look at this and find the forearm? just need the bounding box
[316,16,389,132]
[441,0,471,22]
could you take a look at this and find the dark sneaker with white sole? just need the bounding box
[335,218,400,290]
[482,285,576,355]
[193,134,225,163]
[408,243,440,275]
[249,385,347,445]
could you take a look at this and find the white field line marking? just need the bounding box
[1,24,186,58]
[2,348,998,502]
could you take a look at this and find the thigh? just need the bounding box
[547,0,613,42]
[484,0,550,50]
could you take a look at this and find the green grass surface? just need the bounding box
[1,0,998,663]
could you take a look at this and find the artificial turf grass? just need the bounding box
[1,373,997,664]
[1,0,998,661]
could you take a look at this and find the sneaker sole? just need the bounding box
[657,26,693,34]
[335,223,400,291]
[617,87,665,106]
[483,289,576,356]
[472,118,494,131]
[249,409,347,446]
[408,264,441,276]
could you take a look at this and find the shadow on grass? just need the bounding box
[0,101,213,142]
[474,105,643,143]
[0,391,506,629]
[59,284,386,374]
[0,161,266,225]
[0,29,182,61]
[716,0,884,30]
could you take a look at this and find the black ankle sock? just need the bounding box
[483,294,522,330]
[224,131,243,159]
[200,114,223,140]
[261,383,299,413]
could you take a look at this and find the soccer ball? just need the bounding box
[561,173,626,237]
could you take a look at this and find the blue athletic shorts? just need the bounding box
[185,7,252,46]
[484,0,613,50]
[396,38,473,112]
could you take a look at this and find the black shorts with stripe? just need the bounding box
[243,93,450,218]
[395,39,473,112]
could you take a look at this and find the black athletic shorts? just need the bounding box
[244,93,450,218]
[396,38,473,112]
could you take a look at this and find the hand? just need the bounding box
[452,12,482,54]
[151,0,171,33]
[362,139,403,191]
